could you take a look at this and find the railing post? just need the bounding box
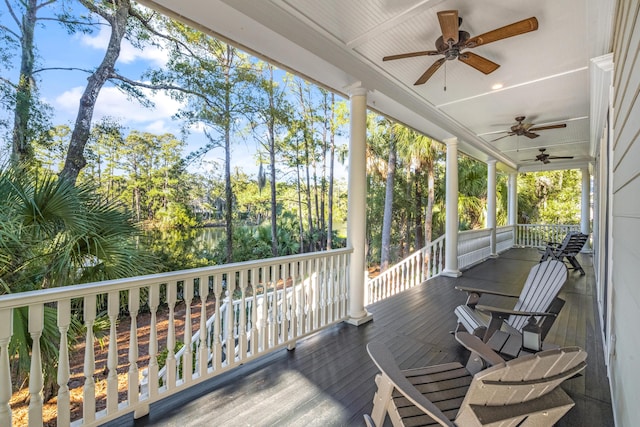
[0,309,12,426]
[28,304,44,426]
[107,291,119,414]
[83,296,97,424]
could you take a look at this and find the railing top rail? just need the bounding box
[0,247,353,309]
[458,228,491,238]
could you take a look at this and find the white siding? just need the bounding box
[610,1,640,425]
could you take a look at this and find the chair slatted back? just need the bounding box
[561,232,589,256]
[508,259,567,331]
[461,346,587,408]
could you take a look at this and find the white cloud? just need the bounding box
[78,25,168,67]
[144,120,171,134]
[54,84,183,128]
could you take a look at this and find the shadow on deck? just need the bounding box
[108,248,614,427]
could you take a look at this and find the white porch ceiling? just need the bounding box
[139,0,615,172]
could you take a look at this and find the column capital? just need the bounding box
[345,82,368,97]
[443,136,458,146]
[487,158,497,165]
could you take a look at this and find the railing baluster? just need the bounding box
[128,288,140,408]
[257,267,267,353]
[339,253,347,318]
[326,256,334,323]
[198,276,209,377]
[183,280,193,384]
[0,309,12,426]
[225,285,235,367]
[148,284,160,398]
[107,291,119,414]
[56,299,71,426]
[83,295,97,423]
[288,262,298,345]
[238,270,248,360]
[166,283,177,389]
[272,265,279,345]
[302,260,311,334]
[28,304,44,427]
[212,274,223,370]
[250,268,260,356]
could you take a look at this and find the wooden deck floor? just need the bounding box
[109,248,614,427]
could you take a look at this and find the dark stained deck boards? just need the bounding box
[108,248,614,427]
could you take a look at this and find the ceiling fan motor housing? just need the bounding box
[436,31,471,60]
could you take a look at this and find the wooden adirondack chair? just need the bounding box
[364,335,587,427]
[539,231,589,275]
[454,259,567,357]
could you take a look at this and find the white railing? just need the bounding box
[365,235,445,305]
[458,228,492,270]
[516,224,580,247]
[496,225,516,253]
[0,248,351,427]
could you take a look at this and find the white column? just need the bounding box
[487,159,498,257]
[581,166,591,236]
[442,137,461,277]
[346,85,372,325]
[508,172,518,226]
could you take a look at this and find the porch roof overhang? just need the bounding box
[138,0,615,173]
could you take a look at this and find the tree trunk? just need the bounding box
[224,46,234,263]
[11,0,38,165]
[326,93,336,250]
[380,128,396,272]
[268,88,278,256]
[425,159,435,243]
[414,169,425,249]
[60,0,130,184]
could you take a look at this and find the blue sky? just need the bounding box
[0,2,273,176]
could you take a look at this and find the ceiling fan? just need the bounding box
[527,148,574,164]
[491,116,567,142]
[383,10,538,85]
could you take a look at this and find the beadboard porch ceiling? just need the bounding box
[138,0,615,173]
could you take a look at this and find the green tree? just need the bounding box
[250,63,292,256]
[0,0,64,165]
[518,170,581,224]
[150,21,257,262]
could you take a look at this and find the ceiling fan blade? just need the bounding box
[548,156,574,159]
[490,133,513,142]
[465,17,538,48]
[528,123,568,132]
[458,52,499,74]
[383,50,440,61]
[524,131,539,139]
[415,58,446,85]
[437,10,459,44]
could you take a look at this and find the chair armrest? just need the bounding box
[474,305,557,342]
[454,331,504,367]
[366,342,455,427]
[475,305,557,319]
[455,286,520,299]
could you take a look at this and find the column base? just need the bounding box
[489,253,499,259]
[441,269,462,278]
[346,310,373,326]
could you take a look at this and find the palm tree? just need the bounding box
[0,166,156,400]
[396,127,443,248]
